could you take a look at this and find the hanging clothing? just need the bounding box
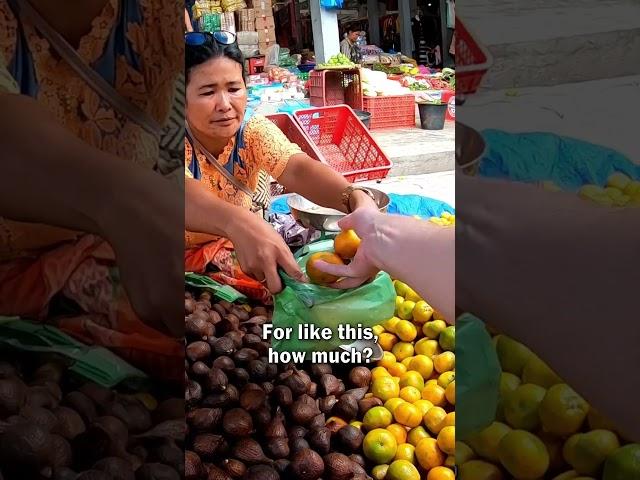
[446,0,455,29]
[449,30,455,56]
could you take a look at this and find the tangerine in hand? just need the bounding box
[306,251,344,285]
[334,228,361,259]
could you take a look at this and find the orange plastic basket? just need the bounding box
[293,105,393,183]
[456,18,493,95]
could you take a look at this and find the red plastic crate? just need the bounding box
[456,18,493,95]
[293,105,393,183]
[363,94,416,130]
[266,113,326,196]
[308,69,363,111]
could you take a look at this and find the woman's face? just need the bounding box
[186,56,247,140]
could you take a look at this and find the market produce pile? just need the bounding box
[0,357,184,480]
[428,212,455,226]
[184,291,373,480]
[575,172,640,207]
[184,227,459,480]
[361,68,411,97]
[457,331,639,480]
[357,280,456,480]
[317,54,357,69]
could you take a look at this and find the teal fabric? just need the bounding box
[480,130,640,189]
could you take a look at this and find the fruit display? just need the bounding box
[317,54,357,69]
[0,355,184,479]
[457,332,640,479]
[428,212,455,226]
[352,280,456,479]
[575,172,640,207]
[184,289,375,480]
[540,171,640,207]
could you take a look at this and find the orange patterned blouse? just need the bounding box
[0,0,182,258]
[185,114,302,247]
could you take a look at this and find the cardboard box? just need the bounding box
[259,40,276,55]
[237,8,255,21]
[220,12,236,33]
[254,15,274,30]
[249,0,271,9]
[257,28,276,44]
[237,30,259,45]
[239,19,255,31]
[240,44,260,58]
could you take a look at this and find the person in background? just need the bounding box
[340,27,361,62]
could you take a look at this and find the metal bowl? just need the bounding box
[456,122,487,176]
[287,188,390,232]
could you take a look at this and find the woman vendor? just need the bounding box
[184,31,379,298]
[0,0,184,377]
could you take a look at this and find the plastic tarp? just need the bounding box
[480,129,640,188]
[269,193,456,219]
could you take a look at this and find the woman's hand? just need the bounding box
[315,208,383,289]
[227,210,307,293]
[100,172,185,338]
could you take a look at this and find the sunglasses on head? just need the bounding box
[185,31,237,46]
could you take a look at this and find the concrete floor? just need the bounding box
[371,121,455,177]
[459,0,640,90]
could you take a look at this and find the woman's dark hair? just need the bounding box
[185,40,245,84]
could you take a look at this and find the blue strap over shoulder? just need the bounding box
[188,121,246,180]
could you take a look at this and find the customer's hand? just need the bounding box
[315,208,383,289]
[227,212,307,293]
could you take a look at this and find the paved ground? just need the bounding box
[459,0,640,90]
[371,121,455,177]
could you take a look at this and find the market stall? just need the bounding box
[184,200,459,480]
[186,0,456,132]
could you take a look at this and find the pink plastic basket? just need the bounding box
[308,69,364,111]
[293,105,393,183]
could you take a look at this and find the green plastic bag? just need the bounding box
[456,313,501,441]
[272,240,395,354]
